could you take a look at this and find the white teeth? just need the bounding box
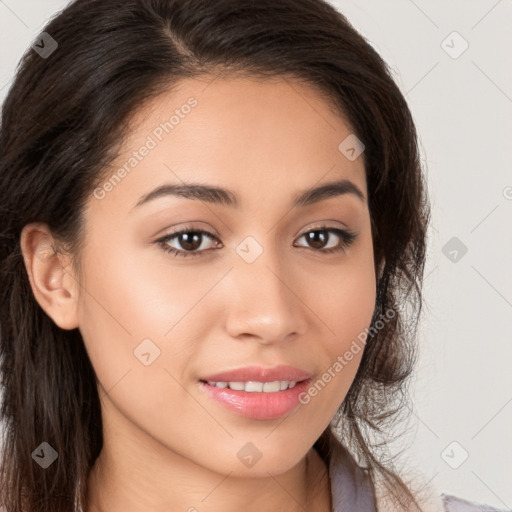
[227,381,245,391]
[206,380,298,392]
[262,381,281,393]
[245,381,264,392]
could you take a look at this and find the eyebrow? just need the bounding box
[131,178,365,212]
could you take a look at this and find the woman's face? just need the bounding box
[74,75,376,476]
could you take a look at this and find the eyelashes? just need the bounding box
[155,224,358,258]
[156,228,220,257]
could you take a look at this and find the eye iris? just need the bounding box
[179,232,203,251]
[306,230,328,249]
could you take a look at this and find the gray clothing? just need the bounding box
[325,438,511,512]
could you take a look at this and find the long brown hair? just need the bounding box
[0,0,429,510]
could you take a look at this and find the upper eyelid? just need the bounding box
[156,228,217,242]
[157,224,352,238]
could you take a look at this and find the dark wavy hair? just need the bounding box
[0,0,429,510]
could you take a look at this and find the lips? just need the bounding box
[200,365,313,383]
[198,378,312,420]
[198,365,314,420]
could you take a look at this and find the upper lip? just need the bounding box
[200,365,313,383]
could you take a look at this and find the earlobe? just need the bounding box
[20,223,80,330]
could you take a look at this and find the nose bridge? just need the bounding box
[224,234,306,343]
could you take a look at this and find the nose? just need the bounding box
[223,244,308,345]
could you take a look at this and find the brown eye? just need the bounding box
[295,227,357,254]
[156,229,220,257]
[155,225,357,258]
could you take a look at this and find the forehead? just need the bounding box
[92,74,367,214]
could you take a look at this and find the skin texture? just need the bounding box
[21,75,377,512]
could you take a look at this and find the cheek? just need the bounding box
[313,238,376,353]
[300,238,376,403]
[296,299,374,429]
[325,269,376,353]
[75,234,216,392]
[75,237,172,390]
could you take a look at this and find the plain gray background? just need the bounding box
[1,0,511,508]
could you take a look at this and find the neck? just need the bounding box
[86,447,330,512]
[85,399,331,512]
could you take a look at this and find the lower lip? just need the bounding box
[198,379,311,420]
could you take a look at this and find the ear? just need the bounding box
[20,222,80,330]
